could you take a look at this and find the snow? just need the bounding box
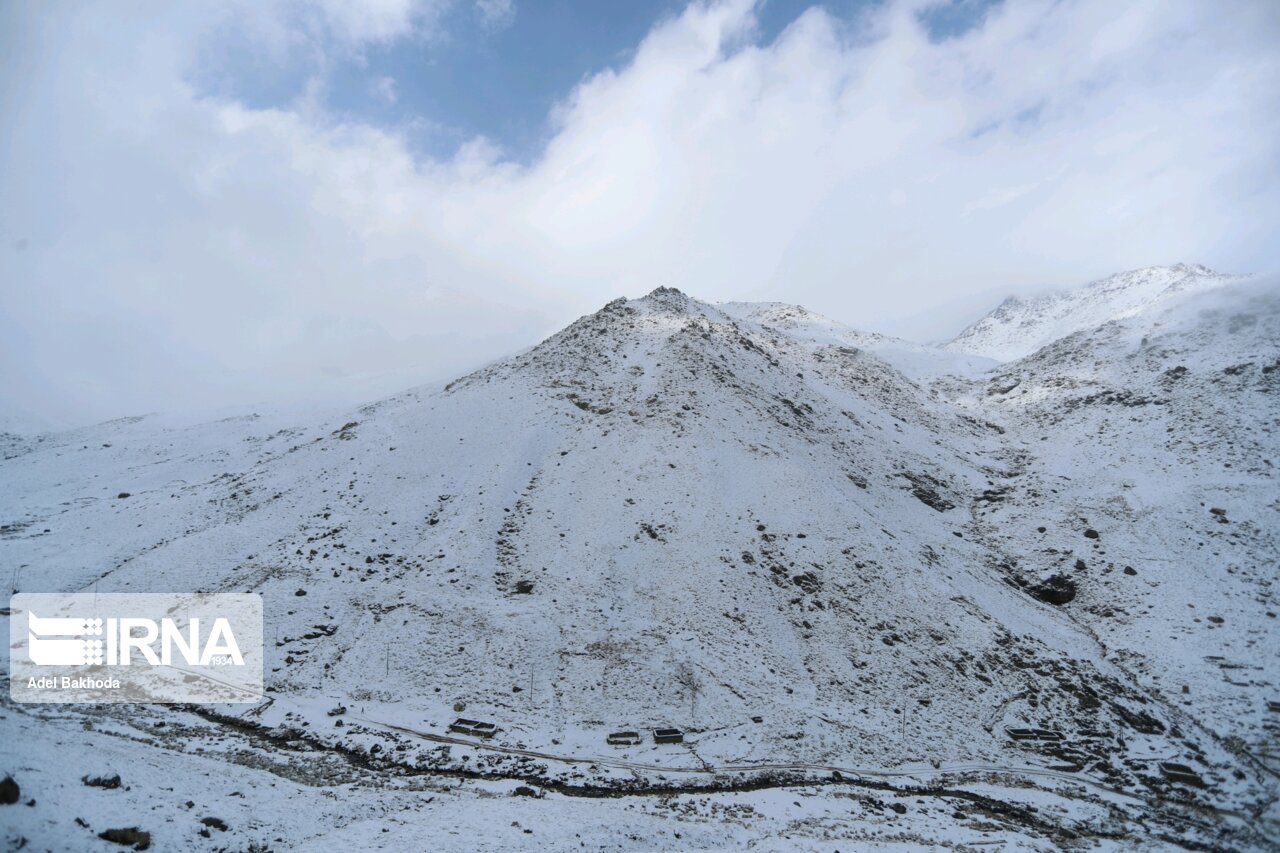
[1,272,1276,850]
[945,263,1245,361]
[718,300,1001,380]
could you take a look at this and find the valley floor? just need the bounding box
[2,695,1259,852]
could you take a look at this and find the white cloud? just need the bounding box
[963,181,1041,215]
[475,0,516,32]
[310,0,431,43]
[2,0,1279,425]
[370,75,398,103]
[240,0,448,48]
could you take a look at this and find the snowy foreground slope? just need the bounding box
[1,270,1278,851]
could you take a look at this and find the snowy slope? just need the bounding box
[717,300,1000,380]
[956,277,1280,773]
[946,264,1244,361]
[1,282,1276,850]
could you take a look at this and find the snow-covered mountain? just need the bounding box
[718,300,1000,380]
[946,263,1243,361]
[1,275,1276,851]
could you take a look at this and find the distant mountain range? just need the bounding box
[946,263,1244,360]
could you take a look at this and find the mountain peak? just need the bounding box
[636,285,694,313]
[946,263,1242,361]
[1169,261,1218,276]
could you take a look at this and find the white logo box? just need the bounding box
[9,593,263,704]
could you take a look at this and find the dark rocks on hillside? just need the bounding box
[791,572,822,594]
[1084,529,1100,539]
[778,397,815,427]
[646,285,689,308]
[514,580,535,594]
[899,472,955,512]
[636,521,672,544]
[0,775,18,805]
[98,827,151,850]
[565,392,613,415]
[82,773,122,789]
[1064,389,1168,410]
[1110,702,1164,734]
[1030,575,1077,605]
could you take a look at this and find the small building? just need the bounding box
[1004,727,1063,743]
[652,727,684,744]
[449,718,498,739]
[1159,762,1205,788]
[606,731,642,747]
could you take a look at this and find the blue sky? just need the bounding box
[2,0,1277,427]
[196,1,1000,163]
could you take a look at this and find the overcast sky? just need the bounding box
[2,0,1278,428]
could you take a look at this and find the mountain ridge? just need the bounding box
[945,263,1246,361]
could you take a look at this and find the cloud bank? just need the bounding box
[2,0,1278,426]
